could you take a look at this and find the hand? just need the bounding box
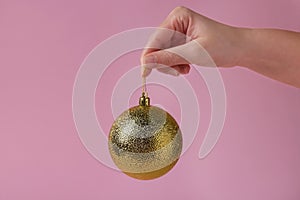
[141,6,244,77]
[141,6,300,88]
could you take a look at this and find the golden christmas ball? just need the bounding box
[108,93,182,180]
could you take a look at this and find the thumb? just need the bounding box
[142,47,189,77]
[144,49,190,67]
[142,40,212,77]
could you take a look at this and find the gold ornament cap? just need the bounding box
[139,92,150,106]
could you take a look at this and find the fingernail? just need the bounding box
[167,68,180,76]
[182,66,190,74]
[144,54,156,64]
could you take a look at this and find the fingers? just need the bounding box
[144,49,189,67]
[141,27,188,59]
[156,67,180,76]
[141,7,192,67]
[141,7,211,77]
[141,64,190,77]
[142,40,214,77]
[141,47,190,77]
[173,64,191,74]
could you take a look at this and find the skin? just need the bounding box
[141,6,300,88]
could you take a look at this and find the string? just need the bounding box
[142,76,147,97]
[141,64,148,96]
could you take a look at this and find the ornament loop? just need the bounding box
[139,92,150,106]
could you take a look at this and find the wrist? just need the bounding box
[232,27,255,67]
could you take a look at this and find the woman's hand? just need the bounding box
[141,6,300,88]
[141,6,244,77]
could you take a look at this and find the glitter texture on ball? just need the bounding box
[108,93,182,180]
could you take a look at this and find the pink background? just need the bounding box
[1,0,300,199]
